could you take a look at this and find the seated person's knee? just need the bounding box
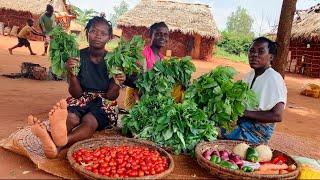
[67,113,80,126]
[82,113,99,130]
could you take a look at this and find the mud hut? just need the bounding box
[0,0,75,40]
[287,3,320,78]
[117,0,220,60]
[68,20,83,36]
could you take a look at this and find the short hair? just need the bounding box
[84,16,113,40]
[46,4,54,11]
[252,37,278,56]
[27,18,34,24]
[148,22,168,37]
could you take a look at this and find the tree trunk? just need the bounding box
[273,0,297,78]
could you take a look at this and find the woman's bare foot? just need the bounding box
[27,115,40,125]
[29,115,58,159]
[49,99,68,147]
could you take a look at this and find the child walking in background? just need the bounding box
[8,19,44,55]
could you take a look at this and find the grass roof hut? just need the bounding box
[117,0,220,60]
[0,0,75,40]
[287,3,320,78]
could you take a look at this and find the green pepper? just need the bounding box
[242,166,254,172]
[219,160,239,170]
[246,147,259,163]
[210,155,221,164]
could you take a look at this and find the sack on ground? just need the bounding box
[300,83,320,98]
[0,22,4,35]
[4,26,11,36]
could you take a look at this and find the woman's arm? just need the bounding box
[104,74,126,101]
[105,80,121,101]
[66,58,83,98]
[243,102,285,123]
[31,29,45,37]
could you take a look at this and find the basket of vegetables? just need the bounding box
[67,137,174,179]
[195,140,300,179]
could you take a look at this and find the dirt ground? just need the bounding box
[0,36,319,179]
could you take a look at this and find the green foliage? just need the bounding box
[136,56,196,96]
[105,36,145,78]
[109,0,129,26]
[184,66,258,132]
[122,95,218,155]
[71,5,98,26]
[214,46,248,63]
[218,31,253,56]
[226,6,254,36]
[220,6,254,56]
[49,26,79,77]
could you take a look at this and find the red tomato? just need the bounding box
[76,156,82,163]
[131,170,138,177]
[93,169,99,174]
[138,170,144,177]
[75,145,169,177]
[92,163,99,169]
[125,163,131,169]
[100,162,108,168]
[85,166,92,171]
[99,167,106,174]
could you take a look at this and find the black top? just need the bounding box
[77,48,110,93]
[76,47,136,93]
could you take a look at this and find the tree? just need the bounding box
[109,0,129,27]
[71,5,98,26]
[273,0,297,77]
[218,31,252,56]
[226,6,254,37]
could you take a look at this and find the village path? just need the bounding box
[0,36,319,178]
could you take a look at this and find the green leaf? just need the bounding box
[176,131,186,149]
[163,128,173,140]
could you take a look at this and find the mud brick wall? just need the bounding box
[289,39,320,78]
[119,25,214,60]
[0,8,43,41]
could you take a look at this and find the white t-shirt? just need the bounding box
[242,68,287,111]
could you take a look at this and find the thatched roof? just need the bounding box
[113,28,123,37]
[0,0,69,15]
[117,0,219,39]
[68,20,83,32]
[291,3,320,41]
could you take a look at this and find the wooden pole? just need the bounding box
[273,0,297,78]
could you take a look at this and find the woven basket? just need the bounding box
[195,140,300,180]
[67,137,174,179]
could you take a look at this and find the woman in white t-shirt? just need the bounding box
[221,37,287,144]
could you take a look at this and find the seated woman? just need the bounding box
[221,37,287,144]
[124,22,170,109]
[28,15,128,158]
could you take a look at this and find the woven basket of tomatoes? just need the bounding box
[195,140,300,180]
[67,137,174,179]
